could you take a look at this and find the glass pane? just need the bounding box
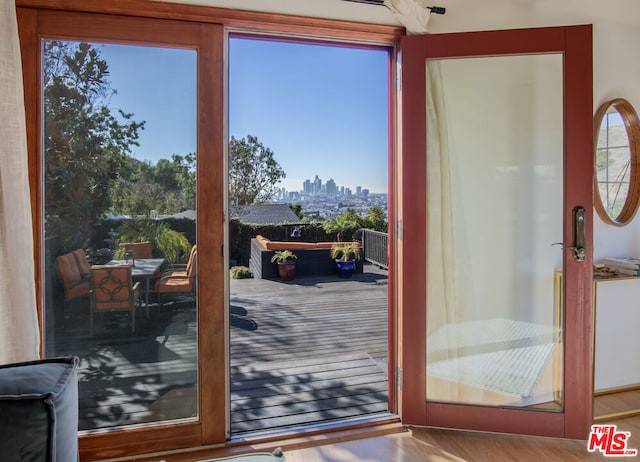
[597,131,631,218]
[42,40,198,431]
[596,109,631,219]
[425,54,564,410]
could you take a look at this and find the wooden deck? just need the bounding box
[48,265,389,434]
[229,267,389,433]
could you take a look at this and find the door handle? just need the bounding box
[552,206,586,261]
[573,206,586,262]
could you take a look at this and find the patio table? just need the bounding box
[106,258,166,306]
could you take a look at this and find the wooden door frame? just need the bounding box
[17,8,226,459]
[399,25,594,439]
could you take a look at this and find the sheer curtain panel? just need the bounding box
[0,0,40,364]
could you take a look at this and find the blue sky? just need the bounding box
[97,38,389,193]
[96,44,197,164]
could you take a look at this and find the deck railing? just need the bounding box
[360,229,388,269]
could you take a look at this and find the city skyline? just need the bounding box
[296,174,373,196]
[272,172,387,221]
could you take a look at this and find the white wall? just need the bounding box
[174,0,640,258]
[157,0,399,26]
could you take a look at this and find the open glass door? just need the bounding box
[399,25,594,438]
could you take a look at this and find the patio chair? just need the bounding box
[123,241,153,259]
[71,248,91,278]
[89,265,141,335]
[155,249,197,304]
[160,244,197,278]
[56,252,90,302]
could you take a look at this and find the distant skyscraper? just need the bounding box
[326,178,337,195]
[313,175,322,195]
[303,179,311,195]
[362,189,369,199]
[356,186,362,197]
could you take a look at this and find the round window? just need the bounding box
[594,98,640,226]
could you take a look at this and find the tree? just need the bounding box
[364,206,387,232]
[288,204,304,219]
[229,135,285,205]
[44,41,144,251]
[323,208,365,242]
[110,153,196,215]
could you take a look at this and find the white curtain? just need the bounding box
[426,59,476,401]
[383,0,432,34]
[425,60,465,339]
[0,0,41,364]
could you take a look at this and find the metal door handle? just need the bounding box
[573,206,586,262]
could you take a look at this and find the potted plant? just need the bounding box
[270,250,297,281]
[330,243,361,278]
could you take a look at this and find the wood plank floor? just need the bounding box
[48,265,389,433]
[134,407,640,461]
[280,414,640,462]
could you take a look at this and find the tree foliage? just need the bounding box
[323,206,388,241]
[110,153,196,215]
[229,135,285,205]
[44,41,199,256]
[288,204,304,219]
[364,206,388,232]
[44,41,144,251]
[114,219,191,264]
[323,208,364,242]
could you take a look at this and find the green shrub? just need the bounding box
[114,219,191,263]
[323,208,364,242]
[230,266,253,279]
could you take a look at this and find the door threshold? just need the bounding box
[229,412,401,444]
[113,414,403,461]
[226,412,405,457]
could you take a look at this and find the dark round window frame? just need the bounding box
[594,98,640,226]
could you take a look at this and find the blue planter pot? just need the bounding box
[335,259,356,278]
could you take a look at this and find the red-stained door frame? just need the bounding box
[399,25,593,439]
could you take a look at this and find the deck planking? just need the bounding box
[48,265,389,433]
[229,266,389,432]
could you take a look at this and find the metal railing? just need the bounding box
[360,229,388,269]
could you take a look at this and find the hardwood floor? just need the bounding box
[129,413,640,461]
[594,386,640,421]
[277,391,640,461]
[279,414,640,461]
